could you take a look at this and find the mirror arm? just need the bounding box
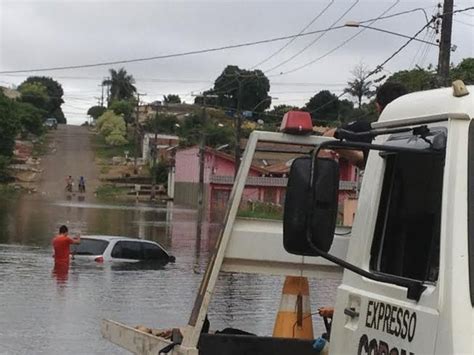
[308,244,426,301]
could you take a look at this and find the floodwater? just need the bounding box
[0,194,341,354]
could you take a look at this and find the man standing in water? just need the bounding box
[52,225,80,265]
[52,225,80,282]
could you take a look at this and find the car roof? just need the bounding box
[81,235,155,243]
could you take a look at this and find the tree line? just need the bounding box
[0,76,66,181]
[88,57,473,149]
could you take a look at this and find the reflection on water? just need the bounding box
[0,194,340,354]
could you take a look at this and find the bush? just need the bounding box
[105,129,128,146]
[97,110,127,146]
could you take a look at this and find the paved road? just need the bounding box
[39,124,100,201]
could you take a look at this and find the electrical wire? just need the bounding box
[264,0,360,74]
[189,5,441,97]
[454,18,474,27]
[3,5,471,78]
[364,20,434,80]
[269,0,401,78]
[0,25,348,75]
[251,0,336,69]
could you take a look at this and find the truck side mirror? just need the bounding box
[283,157,339,256]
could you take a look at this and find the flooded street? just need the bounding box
[0,193,341,354]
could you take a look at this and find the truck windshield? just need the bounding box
[370,131,445,282]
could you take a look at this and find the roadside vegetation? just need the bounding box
[0,76,66,182]
[237,201,283,220]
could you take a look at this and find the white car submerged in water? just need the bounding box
[71,236,175,263]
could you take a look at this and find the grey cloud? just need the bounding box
[1,0,473,124]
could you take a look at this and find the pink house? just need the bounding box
[174,146,286,218]
[173,145,360,224]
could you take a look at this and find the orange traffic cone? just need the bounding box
[273,276,314,339]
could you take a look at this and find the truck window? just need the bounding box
[370,151,444,282]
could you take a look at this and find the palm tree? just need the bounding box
[102,68,136,105]
[344,63,374,108]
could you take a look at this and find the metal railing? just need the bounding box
[209,174,359,190]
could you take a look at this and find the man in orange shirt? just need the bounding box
[52,225,80,265]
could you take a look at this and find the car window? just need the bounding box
[142,243,168,260]
[111,241,142,260]
[71,239,108,255]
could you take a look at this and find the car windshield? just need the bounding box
[71,239,108,255]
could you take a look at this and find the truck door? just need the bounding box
[331,144,444,354]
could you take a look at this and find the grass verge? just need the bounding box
[237,201,283,220]
[91,133,136,161]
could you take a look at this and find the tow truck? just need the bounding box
[102,81,474,354]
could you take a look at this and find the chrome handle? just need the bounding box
[344,307,359,318]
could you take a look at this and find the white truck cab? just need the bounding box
[283,82,473,355]
[101,82,474,355]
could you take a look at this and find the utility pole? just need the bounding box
[99,81,105,107]
[195,93,217,228]
[437,0,454,87]
[234,77,243,179]
[134,92,146,175]
[104,77,111,106]
[196,96,207,237]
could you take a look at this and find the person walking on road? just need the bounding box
[65,175,73,192]
[78,176,86,193]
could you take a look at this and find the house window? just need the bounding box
[370,150,444,282]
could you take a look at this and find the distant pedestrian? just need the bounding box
[65,175,73,192]
[52,225,80,265]
[78,176,86,193]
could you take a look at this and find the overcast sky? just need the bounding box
[1,0,473,124]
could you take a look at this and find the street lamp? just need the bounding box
[344,21,439,47]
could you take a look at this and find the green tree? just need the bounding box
[109,99,135,129]
[304,90,340,125]
[103,68,136,103]
[18,76,66,123]
[0,92,20,181]
[260,104,299,131]
[145,113,179,135]
[15,102,46,136]
[163,94,181,104]
[198,65,271,113]
[96,110,127,146]
[386,66,437,92]
[344,63,374,108]
[87,105,106,120]
[18,82,49,109]
[450,58,474,85]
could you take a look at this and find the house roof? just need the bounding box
[176,145,269,174]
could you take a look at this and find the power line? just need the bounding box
[269,0,401,77]
[251,0,336,69]
[264,0,360,73]
[0,25,348,75]
[454,18,474,27]
[359,6,432,24]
